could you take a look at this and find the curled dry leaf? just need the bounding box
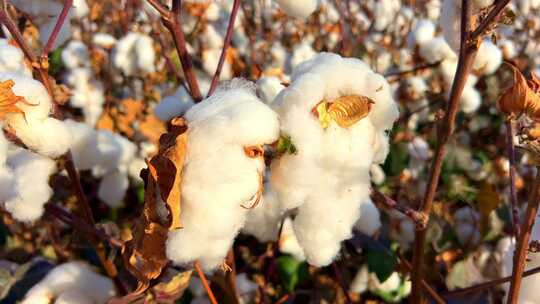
[312,95,374,129]
[122,117,188,294]
[0,80,27,119]
[498,63,540,119]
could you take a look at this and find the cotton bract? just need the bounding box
[268,53,398,266]
[166,80,280,271]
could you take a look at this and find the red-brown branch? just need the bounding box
[194,261,219,304]
[207,0,240,97]
[506,119,521,238]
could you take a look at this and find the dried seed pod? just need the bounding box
[498,64,540,119]
[327,95,374,128]
[0,80,26,119]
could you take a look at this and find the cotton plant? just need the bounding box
[247,53,399,267]
[62,41,106,126]
[113,32,156,76]
[350,265,411,303]
[166,79,280,271]
[21,261,115,304]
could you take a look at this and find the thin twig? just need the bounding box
[470,0,512,41]
[194,261,219,304]
[444,264,540,297]
[149,0,202,101]
[225,248,240,304]
[370,190,426,226]
[410,1,480,302]
[506,118,521,238]
[42,0,73,55]
[507,169,540,303]
[398,253,446,304]
[384,60,442,78]
[207,0,240,97]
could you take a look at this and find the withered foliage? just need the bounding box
[313,95,374,129]
[122,117,188,294]
[0,79,26,119]
[498,63,540,119]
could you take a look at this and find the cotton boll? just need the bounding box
[98,170,129,208]
[65,68,105,126]
[72,0,90,18]
[8,117,72,158]
[256,76,285,105]
[3,149,55,222]
[354,198,382,236]
[407,19,436,47]
[21,261,115,304]
[370,164,385,185]
[61,41,90,69]
[201,25,224,49]
[274,0,318,18]
[202,48,232,79]
[0,39,31,75]
[64,120,100,170]
[113,32,156,76]
[279,217,306,261]
[440,0,462,53]
[460,85,481,114]
[55,290,93,304]
[350,265,369,294]
[166,80,280,271]
[373,0,400,31]
[0,166,15,206]
[388,210,415,250]
[473,40,502,75]
[155,86,195,121]
[271,53,398,266]
[92,33,117,49]
[419,37,456,64]
[0,72,52,120]
[500,40,517,59]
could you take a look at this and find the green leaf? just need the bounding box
[276,134,297,156]
[382,142,409,177]
[366,248,397,283]
[276,255,308,292]
[48,48,64,76]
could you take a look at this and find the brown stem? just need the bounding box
[151,0,202,101]
[398,253,446,304]
[444,265,540,297]
[470,0,512,41]
[410,1,479,302]
[370,190,426,226]
[42,0,73,55]
[207,0,240,97]
[225,248,240,304]
[506,119,521,238]
[507,170,540,303]
[194,261,219,304]
[384,60,442,78]
[332,262,352,304]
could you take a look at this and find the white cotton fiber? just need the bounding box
[460,85,482,114]
[473,39,502,75]
[419,37,456,64]
[21,261,115,304]
[243,185,283,242]
[279,217,306,261]
[290,41,316,70]
[354,198,382,236]
[65,67,105,126]
[373,0,400,31]
[166,79,280,271]
[454,207,480,246]
[0,39,31,75]
[98,170,129,208]
[269,53,398,266]
[407,19,436,47]
[62,41,90,69]
[256,76,285,105]
[202,48,232,80]
[65,120,100,170]
[0,72,72,158]
[3,149,55,222]
[73,0,90,18]
[92,33,117,49]
[274,0,318,18]
[113,32,156,76]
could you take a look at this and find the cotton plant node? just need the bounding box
[0,79,28,118]
[122,117,188,294]
[312,95,374,129]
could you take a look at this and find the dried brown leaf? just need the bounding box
[0,80,26,119]
[498,63,540,119]
[122,117,188,294]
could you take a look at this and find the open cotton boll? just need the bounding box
[270,53,398,266]
[21,261,115,304]
[388,209,415,250]
[274,0,318,18]
[350,265,369,294]
[3,149,55,222]
[72,0,89,18]
[407,19,436,48]
[98,170,129,208]
[373,0,400,31]
[154,86,196,121]
[61,41,90,69]
[166,79,280,271]
[454,206,481,246]
[202,48,232,80]
[55,290,93,304]
[460,85,482,114]
[0,39,31,75]
[92,33,117,49]
[419,37,456,64]
[354,198,382,236]
[7,116,72,158]
[256,76,285,105]
[65,68,105,126]
[0,72,52,121]
[290,41,317,70]
[113,32,156,76]
[473,40,502,75]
